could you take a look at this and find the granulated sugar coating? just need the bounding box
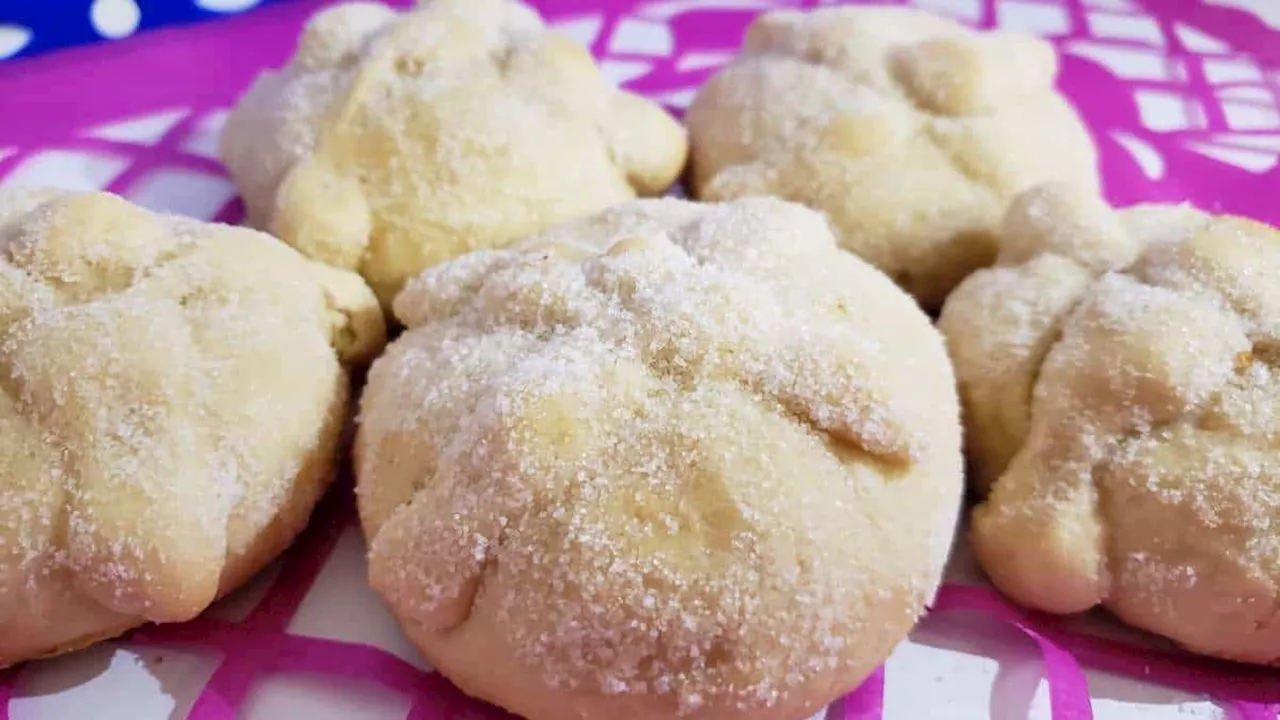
[220,0,687,311]
[356,197,964,720]
[685,6,1098,311]
[939,181,1280,666]
[0,188,386,668]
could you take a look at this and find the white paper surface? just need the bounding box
[4,518,1232,720]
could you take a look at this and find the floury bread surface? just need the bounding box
[686,6,1099,310]
[940,182,1280,665]
[220,0,688,310]
[356,197,964,720]
[0,188,386,668]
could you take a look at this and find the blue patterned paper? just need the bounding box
[0,0,293,60]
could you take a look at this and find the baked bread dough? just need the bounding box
[940,182,1280,664]
[0,188,386,668]
[220,0,688,309]
[685,6,1099,310]
[356,197,963,719]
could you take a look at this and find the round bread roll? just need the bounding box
[0,188,386,668]
[220,0,688,309]
[357,197,963,719]
[940,182,1280,664]
[685,6,1098,311]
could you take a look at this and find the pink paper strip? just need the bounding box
[830,665,885,720]
[933,585,1095,720]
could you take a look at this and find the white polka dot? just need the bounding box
[90,0,141,40]
[0,24,32,59]
[195,0,263,12]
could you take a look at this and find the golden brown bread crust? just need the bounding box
[0,188,386,668]
[940,182,1280,665]
[685,6,1099,310]
[220,0,688,309]
[356,197,964,719]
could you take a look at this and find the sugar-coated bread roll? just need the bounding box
[220,0,688,310]
[686,6,1098,310]
[0,188,386,668]
[940,182,1280,665]
[356,197,963,720]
